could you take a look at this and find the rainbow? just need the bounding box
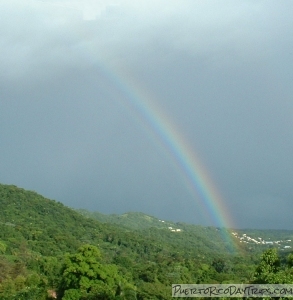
[62,20,239,251]
[88,62,239,252]
[32,2,236,234]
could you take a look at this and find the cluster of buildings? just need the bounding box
[158,220,182,232]
[232,232,292,249]
[168,227,182,232]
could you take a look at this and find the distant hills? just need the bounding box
[76,209,244,255]
[76,208,293,253]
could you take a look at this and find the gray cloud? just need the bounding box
[1,0,293,229]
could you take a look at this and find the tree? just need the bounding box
[253,248,280,283]
[253,248,293,284]
[287,253,293,268]
[59,244,135,299]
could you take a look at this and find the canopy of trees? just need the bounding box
[0,183,292,299]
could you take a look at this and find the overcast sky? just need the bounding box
[1,0,293,229]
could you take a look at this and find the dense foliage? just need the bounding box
[0,183,292,299]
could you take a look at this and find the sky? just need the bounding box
[1,0,293,229]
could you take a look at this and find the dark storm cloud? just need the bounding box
[1,0,293,228]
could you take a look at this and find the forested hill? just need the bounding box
[76,209,293,254]
[0,184,110,256]
[76,209,244,254]
[0,184,241,258]
[76,210,171,230]
[0,183,292,299]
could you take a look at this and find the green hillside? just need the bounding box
[0,184,239,259]
[0,183,292,299]
[0,184,115,257]
[77,208,293,255]
[76,210,171,230]
[78,209,244,254]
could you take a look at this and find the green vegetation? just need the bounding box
[0,183,292,299]
[252,248,293,284]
